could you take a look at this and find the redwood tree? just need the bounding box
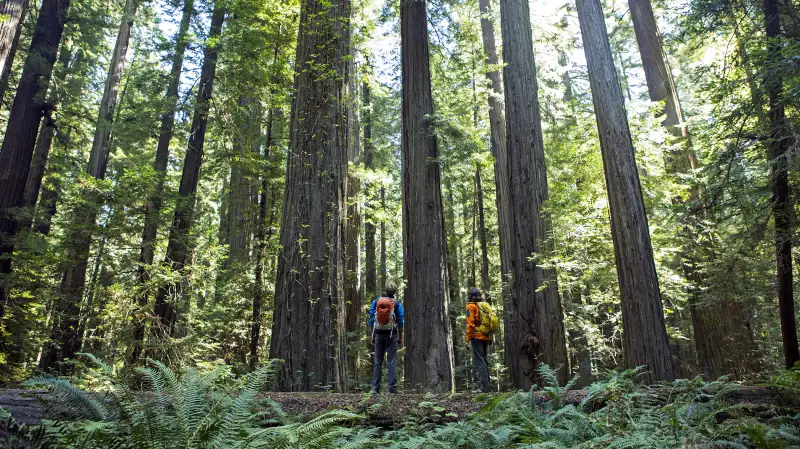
[269,0,350,392]
[500,0,569,386]
[0,0,30,105]
[576,0,675,382]
[400,0,454,392]
[0,0,72,351]
[763,0,799,369]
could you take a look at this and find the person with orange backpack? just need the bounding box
[466,287,499,393]
[369,282,404,394]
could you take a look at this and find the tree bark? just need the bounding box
[764,0,799,369]
[500,0,569,387]
[130,0,194,363]
[269,0,350,392]
[0,0,71,346]
[477,0,512,383]
[40,0,138,372]
[19,43,72,233]
[344,58,362,384]
[152,3,225,340]
[628,0,685,133]
[0,0,30,106]
[476,167,490,292]
[380,186,386,289]
[400,0,454,392]
[363,77,377,301]
[251,108,279,371]
[576,0,675,383]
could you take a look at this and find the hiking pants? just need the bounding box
[471,339,491,393]
[372,331,398,393]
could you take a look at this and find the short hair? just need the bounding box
[468,287,481,301]
[384,282,397,298]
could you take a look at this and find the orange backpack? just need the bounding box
[374,297,396,332]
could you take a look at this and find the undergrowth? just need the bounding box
[4,358,800,448]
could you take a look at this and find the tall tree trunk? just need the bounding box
[628,0,685,133]
[40,0,138,372]
[576,0,675,382]
[0,0,30,106]
[476,167,490,292]
[0,0,72,347]
[344,57,362,384]
[380,186,387,289]
[20,42,73,232]
[152,3,224,340]
[251,108,280,371]
[444,185,462,387]
[400,0,454,392]
[764,0,800,369]
[130,0,194,363]
[477,0,512,385]
[500,0,569,387]
[269,0,350,392]
[363,77,377,300]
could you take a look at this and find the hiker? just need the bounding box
[369,282,404,394]
[466,287,498,393]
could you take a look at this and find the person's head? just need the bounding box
[468,287,481,302]
[384,282,397,298]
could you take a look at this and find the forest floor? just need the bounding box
[0,386,793,427]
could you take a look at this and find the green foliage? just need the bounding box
[769,362,800,394]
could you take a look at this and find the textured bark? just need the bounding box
[344,58,362,383]
[363,79,377,300]
[500,0,568,387]
[19,43,72,233]
[0,0,30,106]
[628,0,685,133]
[130,0,194,363]
[764,0,799,369]
[40,0,138,372]
[251,109,279,371]
[400,0,454,392]
[0,0,71,350]
[476,168,490,292]
[477,0,512,378]
[152,4,225,339]
[269,0,350,392]
[576,0,674,382]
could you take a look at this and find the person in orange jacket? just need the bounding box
[466,287,492,393]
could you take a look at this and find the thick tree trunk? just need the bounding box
[500,0,569,387]
[0,0,71,345]
[400,0,454,392]
[363,78,377,300]
[0,0,30,106]
[269,0,350,392]
[130,0,194,363]
[576,0,675,382]
[344,58,362,383]
[764,0,800,369]
[477,0,512,385]
[40,0,138,372]
[19,43,72,232]
[627,0,685,133]
[152,4,225,340]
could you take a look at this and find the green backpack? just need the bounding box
[474,301,499,335]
